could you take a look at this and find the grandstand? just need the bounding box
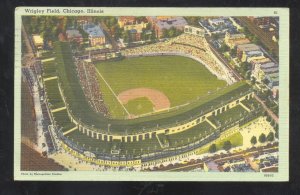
[36,40,264,166]
[43,79,65,109]
[41,60,56,78]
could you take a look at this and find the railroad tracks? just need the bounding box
[237,17,279,58]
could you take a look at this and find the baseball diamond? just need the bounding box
[36,40,264,163]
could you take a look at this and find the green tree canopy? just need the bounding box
[250,136,257,145]
[259,133,266,143]
[209,144,217,153]
[223,141,232,151]
[267,132,274,142]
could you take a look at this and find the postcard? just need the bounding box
[14,7,289,181]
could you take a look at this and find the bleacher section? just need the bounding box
[241,98,261,111]
[65,130,162,157]
[208,105,247,127]
[43,79,65,109]
[42,60,57,78]
[52,109,76,133]
[167,121,213,148]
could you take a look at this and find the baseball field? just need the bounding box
[95,56,227,119]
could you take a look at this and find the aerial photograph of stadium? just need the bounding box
[20,14,280,173]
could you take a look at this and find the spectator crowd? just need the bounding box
[123,34,233,83]
[76,60,110,117]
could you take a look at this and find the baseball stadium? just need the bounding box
[35,31,264,169]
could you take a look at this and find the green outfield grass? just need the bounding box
[95,56,227,118]
[125,97,154,116]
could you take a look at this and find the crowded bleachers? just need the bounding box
[75,60,110,117]
[52,109,76,133]
[123,34,230,82]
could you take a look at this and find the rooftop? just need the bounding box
[260,62,278,69]
[83,24,105,38]
[261,67,279,74]
[118,16,136,22]
[155,17,187,30]
[32,34,43,45]
[251,57,271,64]
[228,38,250,46]
[66,29,82,38]
[237,43,260,52]
[245,50,264,56]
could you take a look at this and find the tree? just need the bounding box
[250,136,257,145]
[275,127,279,139]
[252,36,261,45]
[220,43,229,53]
[245,71,251,80]
[263,78,270,86]
[209,144,217,153]
[223,141,232,151]
[150,30,156,41]
[266,115,272,122]
[162,29,169,38]
[230,47,237,56]
[259,133,266,143]
[251,77,256,85]
[211,33,220,40]
[168,27,177,37]
[267,132,274,142]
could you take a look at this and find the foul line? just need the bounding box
[95,67,130,116]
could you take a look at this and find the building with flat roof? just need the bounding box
[252,61,279,88]
[83,23,106,46]
[208,18,225,26]
[184,25,205,37]
[250,57,271,66]
[237,43,261,60]
[32,34,44,50]
[248,16,271,26]
[149,16,187,38]
[224,32,250,49]
[227,38,251,50]
[118,16,136,28]
[66,29,83,43]
[242,50,264,62]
